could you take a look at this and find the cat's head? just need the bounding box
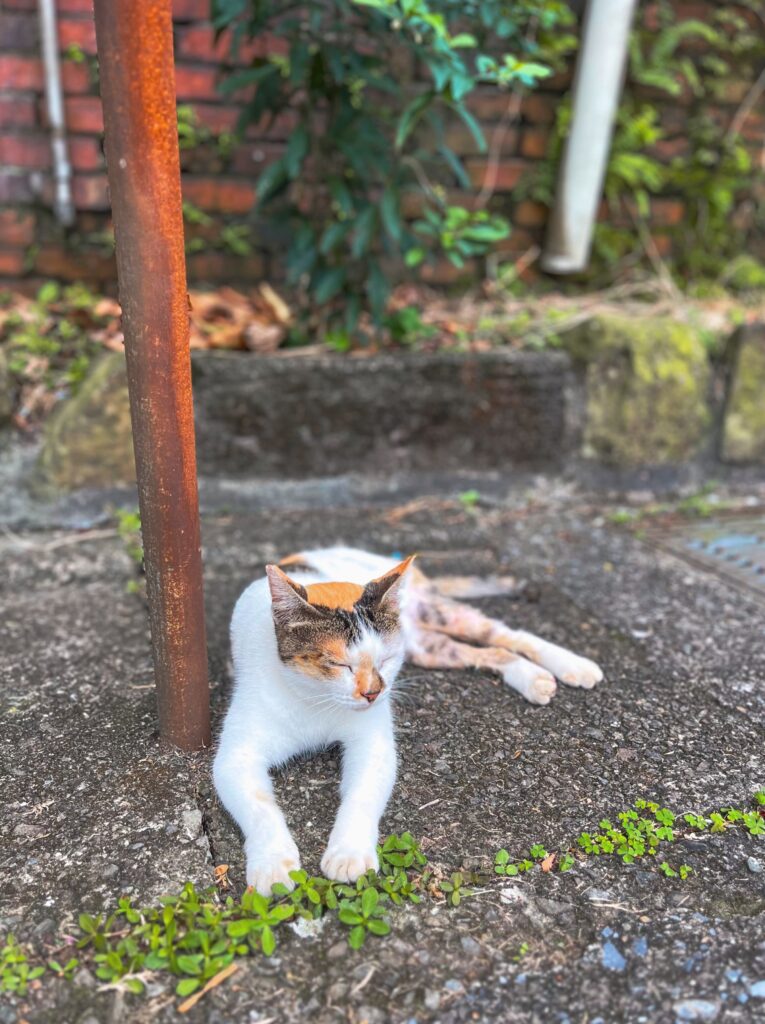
[265,556,415,709]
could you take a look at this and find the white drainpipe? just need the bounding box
[38,0,75,225]
[541,0,638,274]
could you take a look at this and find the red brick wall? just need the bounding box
[0,0,759,290]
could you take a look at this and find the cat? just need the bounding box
[213,546,602,895]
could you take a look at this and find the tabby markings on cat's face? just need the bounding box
[265,557,414,708]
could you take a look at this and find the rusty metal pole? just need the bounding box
[93,0,210,750]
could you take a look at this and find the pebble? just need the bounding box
[602,940,626,972]
[747,857,762,873]
[460,936,480,955]
[424,989,441,1010]
[673,999,720,1021]
[750,981,765,998]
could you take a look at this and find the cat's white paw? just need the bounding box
[559,656,603,689]
[246,838,301,897]
[321,843,379,884]
[502,659,557,705]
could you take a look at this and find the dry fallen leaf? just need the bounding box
[540,852,556,873]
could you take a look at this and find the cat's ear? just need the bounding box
[266,565,316,622]
[361,555,416,612]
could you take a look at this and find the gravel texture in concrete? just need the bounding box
[1,484,764,1023]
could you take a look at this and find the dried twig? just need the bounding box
[177,963,239,1013]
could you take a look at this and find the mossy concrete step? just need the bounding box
[37,348,572,487]
[721,324,765,464]
[565,314,711,466]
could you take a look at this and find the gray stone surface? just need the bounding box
[1,482,765,1023]
[191,349,571,477]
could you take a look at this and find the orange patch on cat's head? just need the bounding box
[304,581,364,611]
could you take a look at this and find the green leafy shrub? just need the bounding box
[211,0,574,339]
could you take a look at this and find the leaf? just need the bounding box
[451,103,486,153]
[338,908,363,926]
[261,926,276,956]
[176,977,201,997]
[312,266,347,305]
[348,925,366,949]
[396,91,435,150]
[449,33,476,48]
[540,853,556,873]
[361,887,379,917]
[366,918,391,936]
[380,185,401,242]
[226,920,254,938]
[351,206,377,259]
[176,955,203,975]
[285,123,310,179]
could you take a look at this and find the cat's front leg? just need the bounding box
[213,741,300,896]
[321,711,397,883]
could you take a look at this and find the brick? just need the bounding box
[61,60,93,94]
[467,90,516,121]
[174,65,220,101]
[0,209,34,247]
[522,93,558,125]
[0,55,43,90]
[172,0,210,20]
[651,198,685,227]
[0,0,36,10]
[0,249,26,275]
[0,170,35,203]
[185,249,265,282]
[652,234,672,257]
[64,96,103,133]
[187,103,240,134]
[419,258,478,285]
[0,12,39,50]
[58,17,98,55]
[0,95,36,128]
[0,133,50,169]
[58,0,97,11]
[493,228,536,255]
[520,128,549,159]
[444,123,517,158]
[229,142,283,176]
[466,159,527,192]
[69,135,103,171]
[175,26,288,63]
[513,200,548,228]
[182,177,256,213]
[72,174,110,209]
[649,137,690,161]
[35,244,116,281]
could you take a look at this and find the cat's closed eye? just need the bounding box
[327,660,351,670]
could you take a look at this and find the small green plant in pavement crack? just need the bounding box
[494,794,765,880]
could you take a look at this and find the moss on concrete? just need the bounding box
[721,325,765,463]
[0,346,11,426]
[568,315,711,466]
[38,351,135,489]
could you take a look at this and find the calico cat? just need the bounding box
[213,546,602,895]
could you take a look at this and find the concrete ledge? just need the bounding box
[191,349,571,477]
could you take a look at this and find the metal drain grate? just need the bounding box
[653,514,765,601]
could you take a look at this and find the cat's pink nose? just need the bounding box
[361,690,380,703]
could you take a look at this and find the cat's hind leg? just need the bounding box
[407,627,557,705]
[411,592,602,690]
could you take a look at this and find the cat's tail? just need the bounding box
[426,574,521,599]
